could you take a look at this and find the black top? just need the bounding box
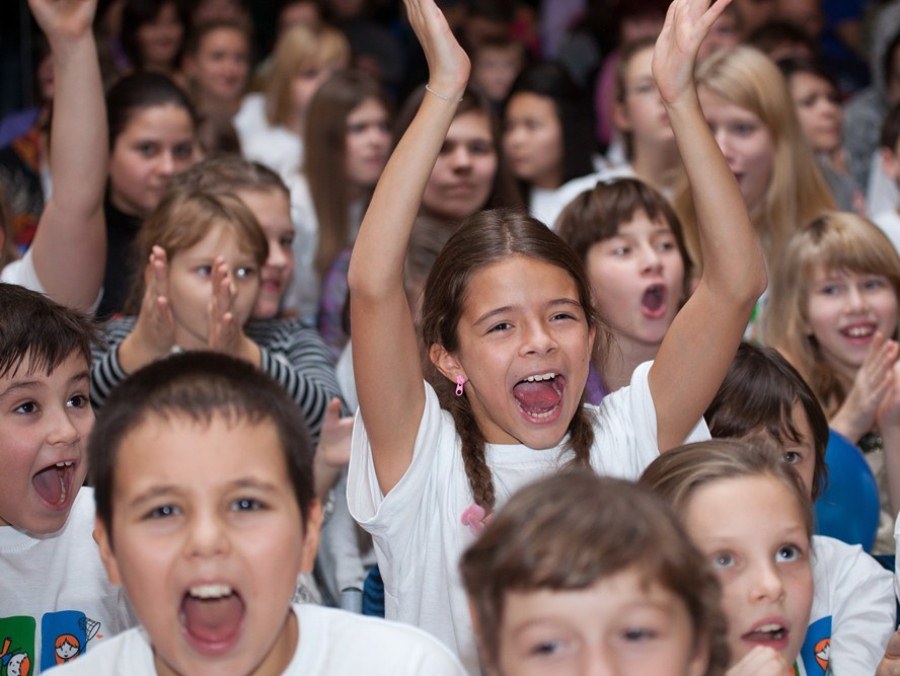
[96,199,142,319]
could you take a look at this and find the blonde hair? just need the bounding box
[126,188,268,313]
[763,211,900,412]
[673,45,834,272]
[264,24,350,128]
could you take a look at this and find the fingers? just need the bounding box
[150,245,169,301]
[725,645,789,676]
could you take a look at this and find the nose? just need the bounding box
[713,127,732,159]
[46,406,84,446]
[158,151,177,177]
[749,559,786,603]
[185,509,229,558]
[267,245,289,270]
[449,145,473,171]
[639,242,663,274]
[519,319,558,356]
[846,285,869,311]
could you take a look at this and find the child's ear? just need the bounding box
[94,516,122,586]
[612,100,632,133]
[298,499,323,574]
[429,343,466,384]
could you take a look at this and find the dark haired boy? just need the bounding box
[56,351,465,674]
[0,284,133,672]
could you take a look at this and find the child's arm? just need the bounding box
[648,0,767,451]
[347,0,469,493]
[878,358,900,516]
[27,0,106,311]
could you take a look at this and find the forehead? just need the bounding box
[200,27,248,50]
[121,104,194,139]
[624,46,654,80]
[614,210,673,237]
[236,189,292,230]
[0,350,89,387]
[448,110,492,140]
[698,88,758,121]
[507,93,557,120]
[462,255,579,314]
[113,412,289,494]
[348,97,387,121]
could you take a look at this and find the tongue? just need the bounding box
[513,380,561,412]
[643,287,663,312]
[182,594,244,644]
[33,466,64,505]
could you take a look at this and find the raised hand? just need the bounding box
[207,257,259,365]
[876,628,900,676]
[313,398,354,500]
[832,332,898,442]
[120,246,176,373]
[28,0,96,42]
[652,0,733,105]
[402,0,469,98]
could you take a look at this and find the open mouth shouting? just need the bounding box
[181,582,245,655]
[741,620,790,653]
[512,372,567,424]
[32,460,77,510]
[641,284,668,319]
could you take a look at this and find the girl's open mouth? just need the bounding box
[513,373,566,423]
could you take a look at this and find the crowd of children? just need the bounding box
[7,0,900,673]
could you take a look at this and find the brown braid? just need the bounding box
[448,395,496,511]
[564,404,595,471]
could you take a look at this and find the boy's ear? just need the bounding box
[299,499,323,574]
[94,516,122,586]
[429,343,466,384]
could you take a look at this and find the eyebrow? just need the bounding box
[126,477,281,508]
[473,298,582,328]
[0,370,89,400]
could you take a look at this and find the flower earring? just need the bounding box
[455,375,466,396]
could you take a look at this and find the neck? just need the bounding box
[599,335,660,393]
[631,140,680,193]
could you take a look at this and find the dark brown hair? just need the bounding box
[556,177,693,300]
[705,342,828,499]
[460,469,729,673]
[420,209,606,511]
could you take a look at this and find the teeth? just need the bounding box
[756,623,782,633]
[189,583,232,599]
[55,461,73,468]
[845,326,873,338]
[523,373,556,382]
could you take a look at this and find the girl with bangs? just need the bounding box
[91,187,342,445]
[764,211,900,555]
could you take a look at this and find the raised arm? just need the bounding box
[347,0,470,493]
[27,0,106,311]
[649,0,767,450]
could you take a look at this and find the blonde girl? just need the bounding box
[764,210,900,554]
[91,186,343,443]
[640,439,815,675]
[672,45,834,275]
[346,0,764,671]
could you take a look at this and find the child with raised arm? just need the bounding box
[347,0,765,671]
[0,0,107,312]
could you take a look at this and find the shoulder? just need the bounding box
[292,605,466,674]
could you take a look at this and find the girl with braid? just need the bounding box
[346,0,765,672]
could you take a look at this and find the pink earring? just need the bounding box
[455,375,466,396]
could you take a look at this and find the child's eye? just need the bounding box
[784,450,801,464]
[279,235,295,248]
[529,640,564,656]
[818,284,841,296]
[622,627,658,642]
[551,312,576,322]
[863,276,888,290]
[195,265,213,277]
[776,544,801,562]
[136,142,159,157]
[172,142,195,160]
[611,246,631,256]
[488,322,512,333]
[14,401,38,414]
[67,394,89,409]
[145,504,181,519]
[467,140,494,156]
[231,497,265,511]
[234,266,257,279]
[711,552,735,569]
[731,122,756,136]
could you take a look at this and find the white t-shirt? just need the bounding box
[871,209,900,254]
[0,249,43,293]
[797,535,895,674]
[51,603,466,675]
[348,361,708,673]
[0,488,135,673]
[233,93,304,180]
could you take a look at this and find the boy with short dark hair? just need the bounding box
[57,351,465,675]
[0,283,134,671]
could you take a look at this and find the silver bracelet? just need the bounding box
[425,83,462,102]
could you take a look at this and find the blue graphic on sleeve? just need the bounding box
[40,611,100,671]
